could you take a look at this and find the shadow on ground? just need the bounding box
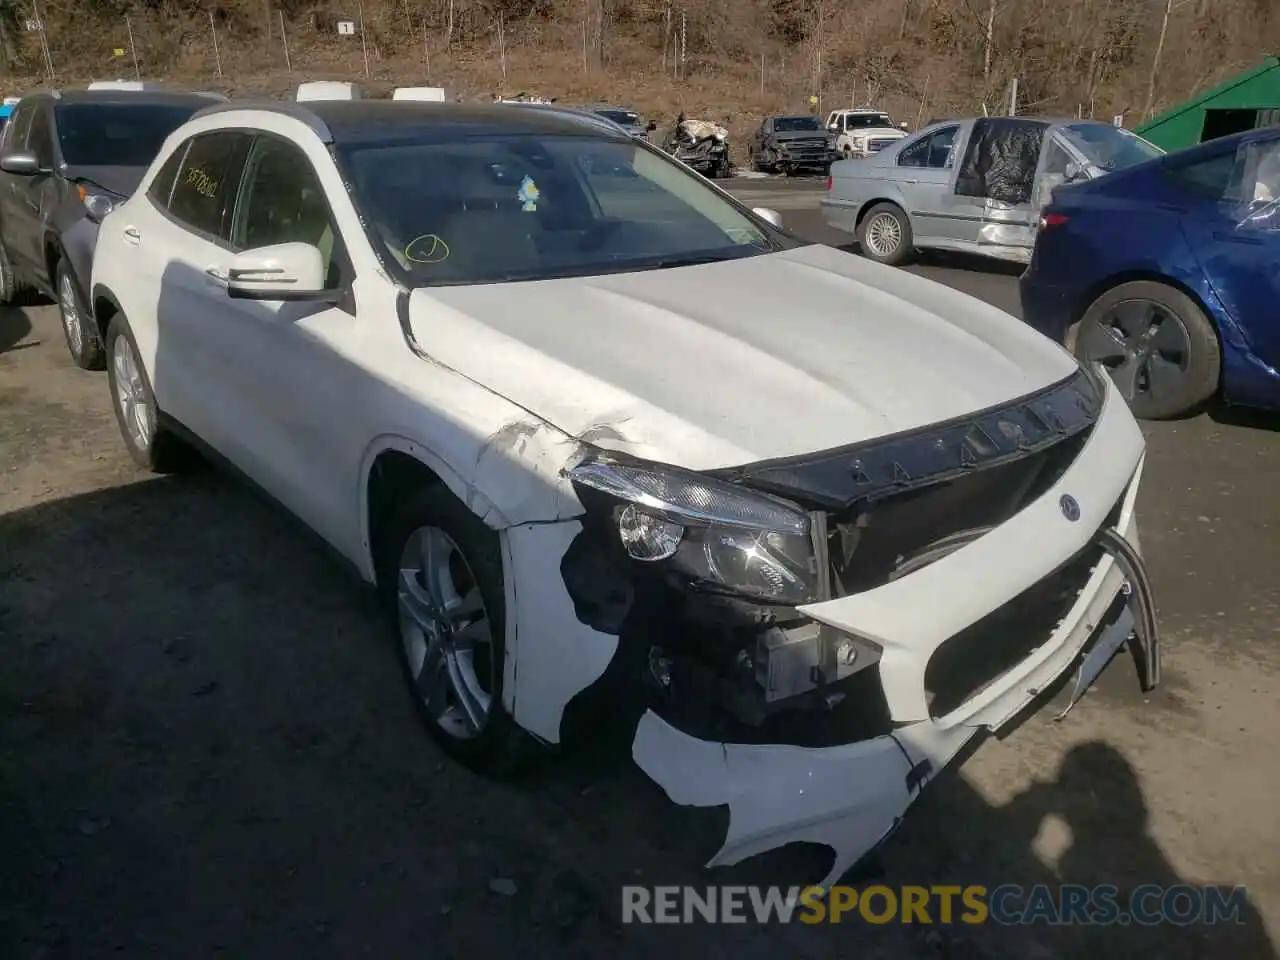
[1209,403,1280,433]
[0,474,1273,959]
[832,242,1027,278]
[0,307,33,354]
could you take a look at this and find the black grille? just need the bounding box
[781,137,830,160]
[922,538,1105,718]
[825,427,1090,595]
[713,368,1104,513]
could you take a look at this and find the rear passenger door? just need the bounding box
[135,129,253,455]
[893,124,961,242]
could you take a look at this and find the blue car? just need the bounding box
[1020,126,1280,419]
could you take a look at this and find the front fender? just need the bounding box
[47,216,98,304]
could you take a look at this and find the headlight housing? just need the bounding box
[567,454,818,606]
[77,184,115,223]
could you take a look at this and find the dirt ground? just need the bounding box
[2,220,1278,957]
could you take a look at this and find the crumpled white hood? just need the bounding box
[407,243,1077,470]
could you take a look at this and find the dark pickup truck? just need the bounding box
[0,87,223,368]
[747,114,837,175]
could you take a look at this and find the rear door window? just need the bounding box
[166,131,253,242]
[147,141,191,209]
[898,126,959,169]
[1163,150,1239,201]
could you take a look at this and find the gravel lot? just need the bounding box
[2,184,1278,959]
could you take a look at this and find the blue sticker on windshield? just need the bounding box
[517,175,540,212]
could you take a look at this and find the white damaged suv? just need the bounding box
[89,100,1159,888]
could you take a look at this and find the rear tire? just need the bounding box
[1072,280,1220,420]
[104,315,190,472]
[377,485,543,778]
[57,260,104,370]
[857,202,915,266]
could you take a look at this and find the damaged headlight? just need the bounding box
[568,454,818,605]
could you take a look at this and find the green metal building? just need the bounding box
[1136,56,1280,152]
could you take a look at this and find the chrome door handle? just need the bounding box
[122,226,141,245]
[205,266,228,284]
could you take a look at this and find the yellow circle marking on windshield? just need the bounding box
[405,234,451,264]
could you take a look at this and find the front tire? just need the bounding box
[857,202,915,266]
[1071,280,1220,420]
[377,485,541,777]
[57,260,104,370]
[104,315,188,472]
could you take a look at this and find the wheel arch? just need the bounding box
[90,284,123,342]
[360,437,505,585]
[854,196,907,228]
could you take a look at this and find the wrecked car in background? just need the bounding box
[822,116,1165,266]
[587,104,658,142]
[92,100,1160,890]
[748,114,837,175]
[662,116,731,178]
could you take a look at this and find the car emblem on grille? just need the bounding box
[1060,494,1081,522]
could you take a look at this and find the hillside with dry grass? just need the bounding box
[2,0,1278,141]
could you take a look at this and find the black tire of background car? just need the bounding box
[104,315,191,473]
[1072,281,1220,421]
[0,236,39,306]
[376,484,543,778]
[857,201,915,267]
[57,260,104,371]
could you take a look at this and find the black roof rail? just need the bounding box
[188,99,332,142]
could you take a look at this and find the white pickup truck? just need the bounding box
[826,108,909,159]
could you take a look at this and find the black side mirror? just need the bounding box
[0,151,40,175]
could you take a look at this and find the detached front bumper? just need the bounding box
[631,378,1155,887]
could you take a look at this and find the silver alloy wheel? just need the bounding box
[397,525,495,741]
[111,333,153,450]
[864,212,903,258]
[59,271,82,355]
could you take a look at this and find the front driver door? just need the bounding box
[209,132,360,551]
[2,99,55,282]
[951,118,1046,254]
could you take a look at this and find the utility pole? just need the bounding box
[1143,0,1175,121]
